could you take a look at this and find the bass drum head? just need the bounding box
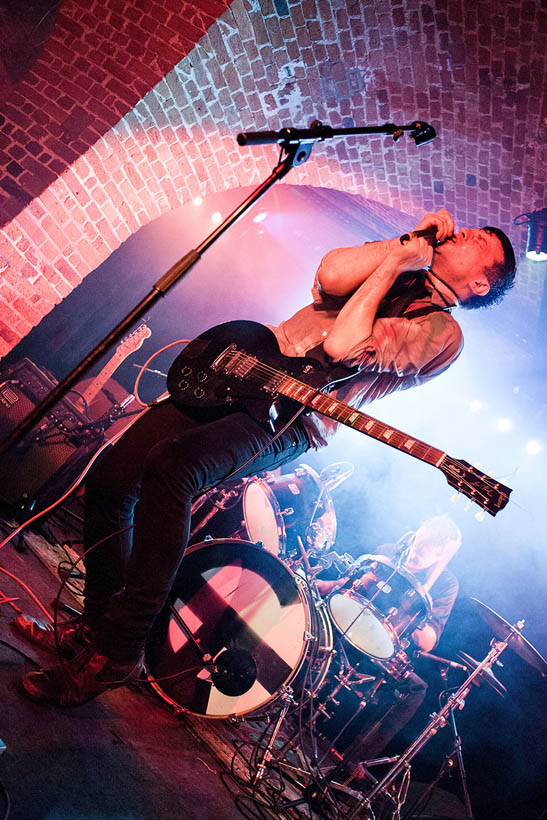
[146,539,310,718]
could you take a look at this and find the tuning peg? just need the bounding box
[474,509,486,522]
[450,492,460,504]
[463,500,473,512]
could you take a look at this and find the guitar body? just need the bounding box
[167,320,329,425]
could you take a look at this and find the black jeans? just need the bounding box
[82,400,310,661]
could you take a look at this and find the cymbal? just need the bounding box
[470,598,547,677]
[457,650,507,697]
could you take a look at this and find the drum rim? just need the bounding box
[241,478,286,554]
[154,538,317,718]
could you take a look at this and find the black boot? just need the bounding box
[21,644,144,706]
[11,613,93,659]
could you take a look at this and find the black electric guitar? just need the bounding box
[167,321,512,517]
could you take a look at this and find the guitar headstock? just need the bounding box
[116,324,152,357]
[441,457,512,517]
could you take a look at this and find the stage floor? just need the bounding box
[0,509,535,820]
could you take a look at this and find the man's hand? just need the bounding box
[413,208,455,243]
[411,623,438,652]
[386,236,434,275]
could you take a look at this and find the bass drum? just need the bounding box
[189,478,286,556]
[146,539,333,718]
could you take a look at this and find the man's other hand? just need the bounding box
[414,208,454,243]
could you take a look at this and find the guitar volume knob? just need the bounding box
[177,379,190,392]
[180,365,192,376]
[197,371,208,382]
[193,387,205,398]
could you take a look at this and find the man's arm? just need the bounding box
[322,237,434,362]
[413,572,460,651]
[316,208,455,298]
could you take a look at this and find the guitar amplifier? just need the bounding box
[0,358,95,511]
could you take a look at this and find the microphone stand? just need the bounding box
[0,120,435,459]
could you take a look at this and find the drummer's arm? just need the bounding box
[315,577,349,596]
[411,624,438,652]
[315,570,374,597]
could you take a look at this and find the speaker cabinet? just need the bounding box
[0,359,95,511]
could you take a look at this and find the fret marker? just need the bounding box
[404,439,415,449]
[348,412,359,423]
[365,420,374,431]
[383,430,393,440]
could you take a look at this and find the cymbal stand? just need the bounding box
[400,686,474,820]
[345,620,524,820]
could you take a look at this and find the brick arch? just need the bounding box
[1,0,545,356]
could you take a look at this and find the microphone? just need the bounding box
[399,225,438,245]
[395,530,416,563]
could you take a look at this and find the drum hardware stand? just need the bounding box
[266,671,387,819]
[188,484,243,540]
[343,620,524,820]
[399,691,474,820]
[402,652,476,820]
[250,685,296,785]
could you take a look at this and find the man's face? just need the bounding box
[432,228,504,292]
[403,532,461,572]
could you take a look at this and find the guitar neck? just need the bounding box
[277,376,446,469]
[81,356,122,406]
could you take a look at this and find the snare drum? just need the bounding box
[328,555,431,674]
[146,539,333,718]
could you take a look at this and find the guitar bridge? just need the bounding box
[212,345,240,374]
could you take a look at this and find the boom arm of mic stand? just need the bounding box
[2,118,435,457]
[237,120,436,146]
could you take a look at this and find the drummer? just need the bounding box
[315,514,461,769]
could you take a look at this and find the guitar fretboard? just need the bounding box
[277,375,446,468]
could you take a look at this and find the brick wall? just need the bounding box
[0,0,545,357]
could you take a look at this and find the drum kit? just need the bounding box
[144,462,547,820]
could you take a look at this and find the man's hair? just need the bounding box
[461,226,516,310]
[419,515,462,552]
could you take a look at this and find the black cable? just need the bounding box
[0,778,10,820]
